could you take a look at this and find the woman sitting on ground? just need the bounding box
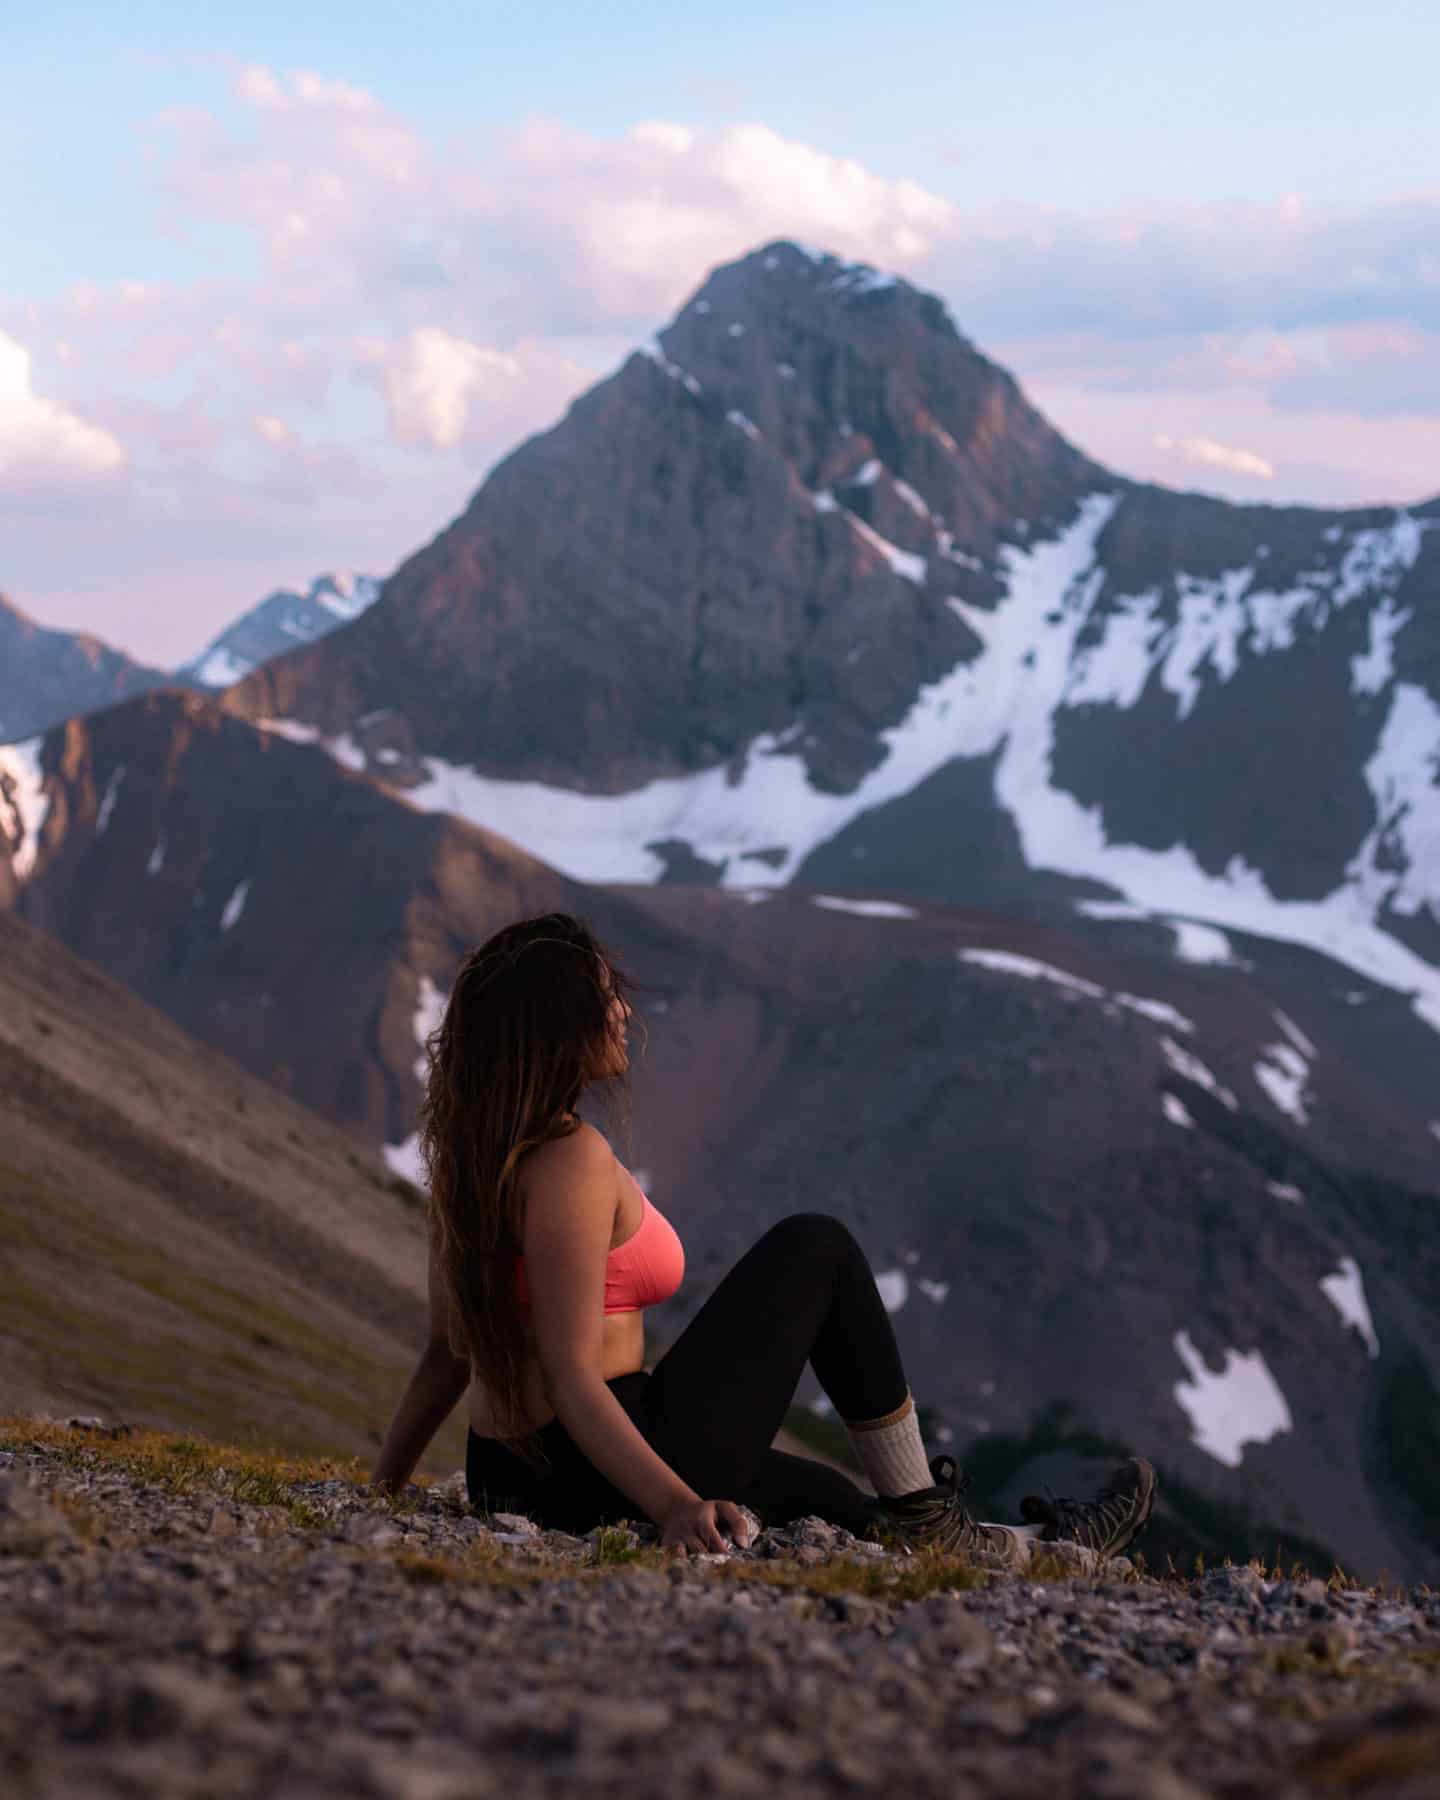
[372,913,1156,1560]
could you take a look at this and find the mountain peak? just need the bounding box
[667,239,968,370]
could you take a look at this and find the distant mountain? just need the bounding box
[218,242,1440,1043]
[0,571,380,745]
[178,571,382,690]
[0,592,172,744]
[4,240,1440,1579]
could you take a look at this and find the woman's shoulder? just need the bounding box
[522,1120,616,1186]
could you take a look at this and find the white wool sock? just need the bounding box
[843,1390,933,1498]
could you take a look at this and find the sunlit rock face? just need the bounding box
[217,241,1439,1027]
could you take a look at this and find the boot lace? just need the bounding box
[1032,1480,1133,1549]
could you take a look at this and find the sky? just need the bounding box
[4,1,1438,665]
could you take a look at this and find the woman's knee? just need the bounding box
[761,1211,859,1260]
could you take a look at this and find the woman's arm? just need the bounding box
[523,1129,702,1528]
[371,1238,471,1494]
[370,1345,469,1495]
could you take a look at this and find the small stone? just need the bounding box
[487,1512,539,1537]
[0,1473,73,1556]
[347,1516,402,1547]
[1308,1620,1359,1663]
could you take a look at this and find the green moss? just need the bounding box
[591,1526,642,1565]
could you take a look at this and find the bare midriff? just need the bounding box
[464,1155,647,1439]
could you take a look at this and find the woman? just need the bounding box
[372,913,1157,1560]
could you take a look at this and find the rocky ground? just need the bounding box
[2,1421,1438,1800]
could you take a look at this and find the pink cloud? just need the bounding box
[5,60,1438,661]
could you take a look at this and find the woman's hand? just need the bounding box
[659,1496,755,1554]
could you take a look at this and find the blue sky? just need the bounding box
[10,0,1438,294]
[4,2,1438,660]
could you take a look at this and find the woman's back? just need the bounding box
[465,1125,650,1437]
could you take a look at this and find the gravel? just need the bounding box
[3,1433,1438,1799]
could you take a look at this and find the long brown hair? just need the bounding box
[418,913,634,1472]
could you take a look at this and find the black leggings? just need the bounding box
[465,1212,908,1538]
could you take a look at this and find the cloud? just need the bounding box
[0,329,127,500]
[1028,383,1439,507]
[1152,435,1275,481]
[153,70,953,336]
[930,192,1440,343]
[992,317,1440,417]
[357,328,521,450]
[253,414,295,447]
[6,59,1439,662]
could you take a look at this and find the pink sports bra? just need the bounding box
[514,1187,685,1317]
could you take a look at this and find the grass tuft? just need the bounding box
[591,1526,643,1566]
[0,1415,379,1529]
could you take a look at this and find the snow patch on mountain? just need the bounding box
[266,494,1440,1036]
[1172,1330,1294,1468]
[194,647,254,688]
[96,765,125,834]
[1077,901,1236,966]
[1267,1182,1305,1204]
[1171,920,1235,964]
[317,572,382,622]
[1163,1094,1196,1130]
[411,973,446,1080]
[954,510,1440,1033]
[383,1133,425,1187]
[1160,1037,1238,1109]
[811,895,918,920]
[0,738,51,879]
[958,948,1200,1045]
[181,573,381,690]
[1351,599,1410,696]
[1347,683,1440,928]
[959,947,1105,999]
[220,879,250,931]
[1320,1257,1380,1358]
[841,509,927,585]
[641,340,703,398]
[1064,515,1424,723]
[1115,993,1195,1031]
[875,1270,909,1312]
[1273,1010,1318,1060]
[893,479,931,520]
[1254,1041,1312,1125]
[146,834,166,876]
[257,718,365,774]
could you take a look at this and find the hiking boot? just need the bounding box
[876,1456,1032,1572]
[1019,1456,1157,1557]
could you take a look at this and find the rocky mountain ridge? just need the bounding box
[178,570,381,690]
[215,242,1440,1057]
[0,571,379,745]
[0,593,173,746]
